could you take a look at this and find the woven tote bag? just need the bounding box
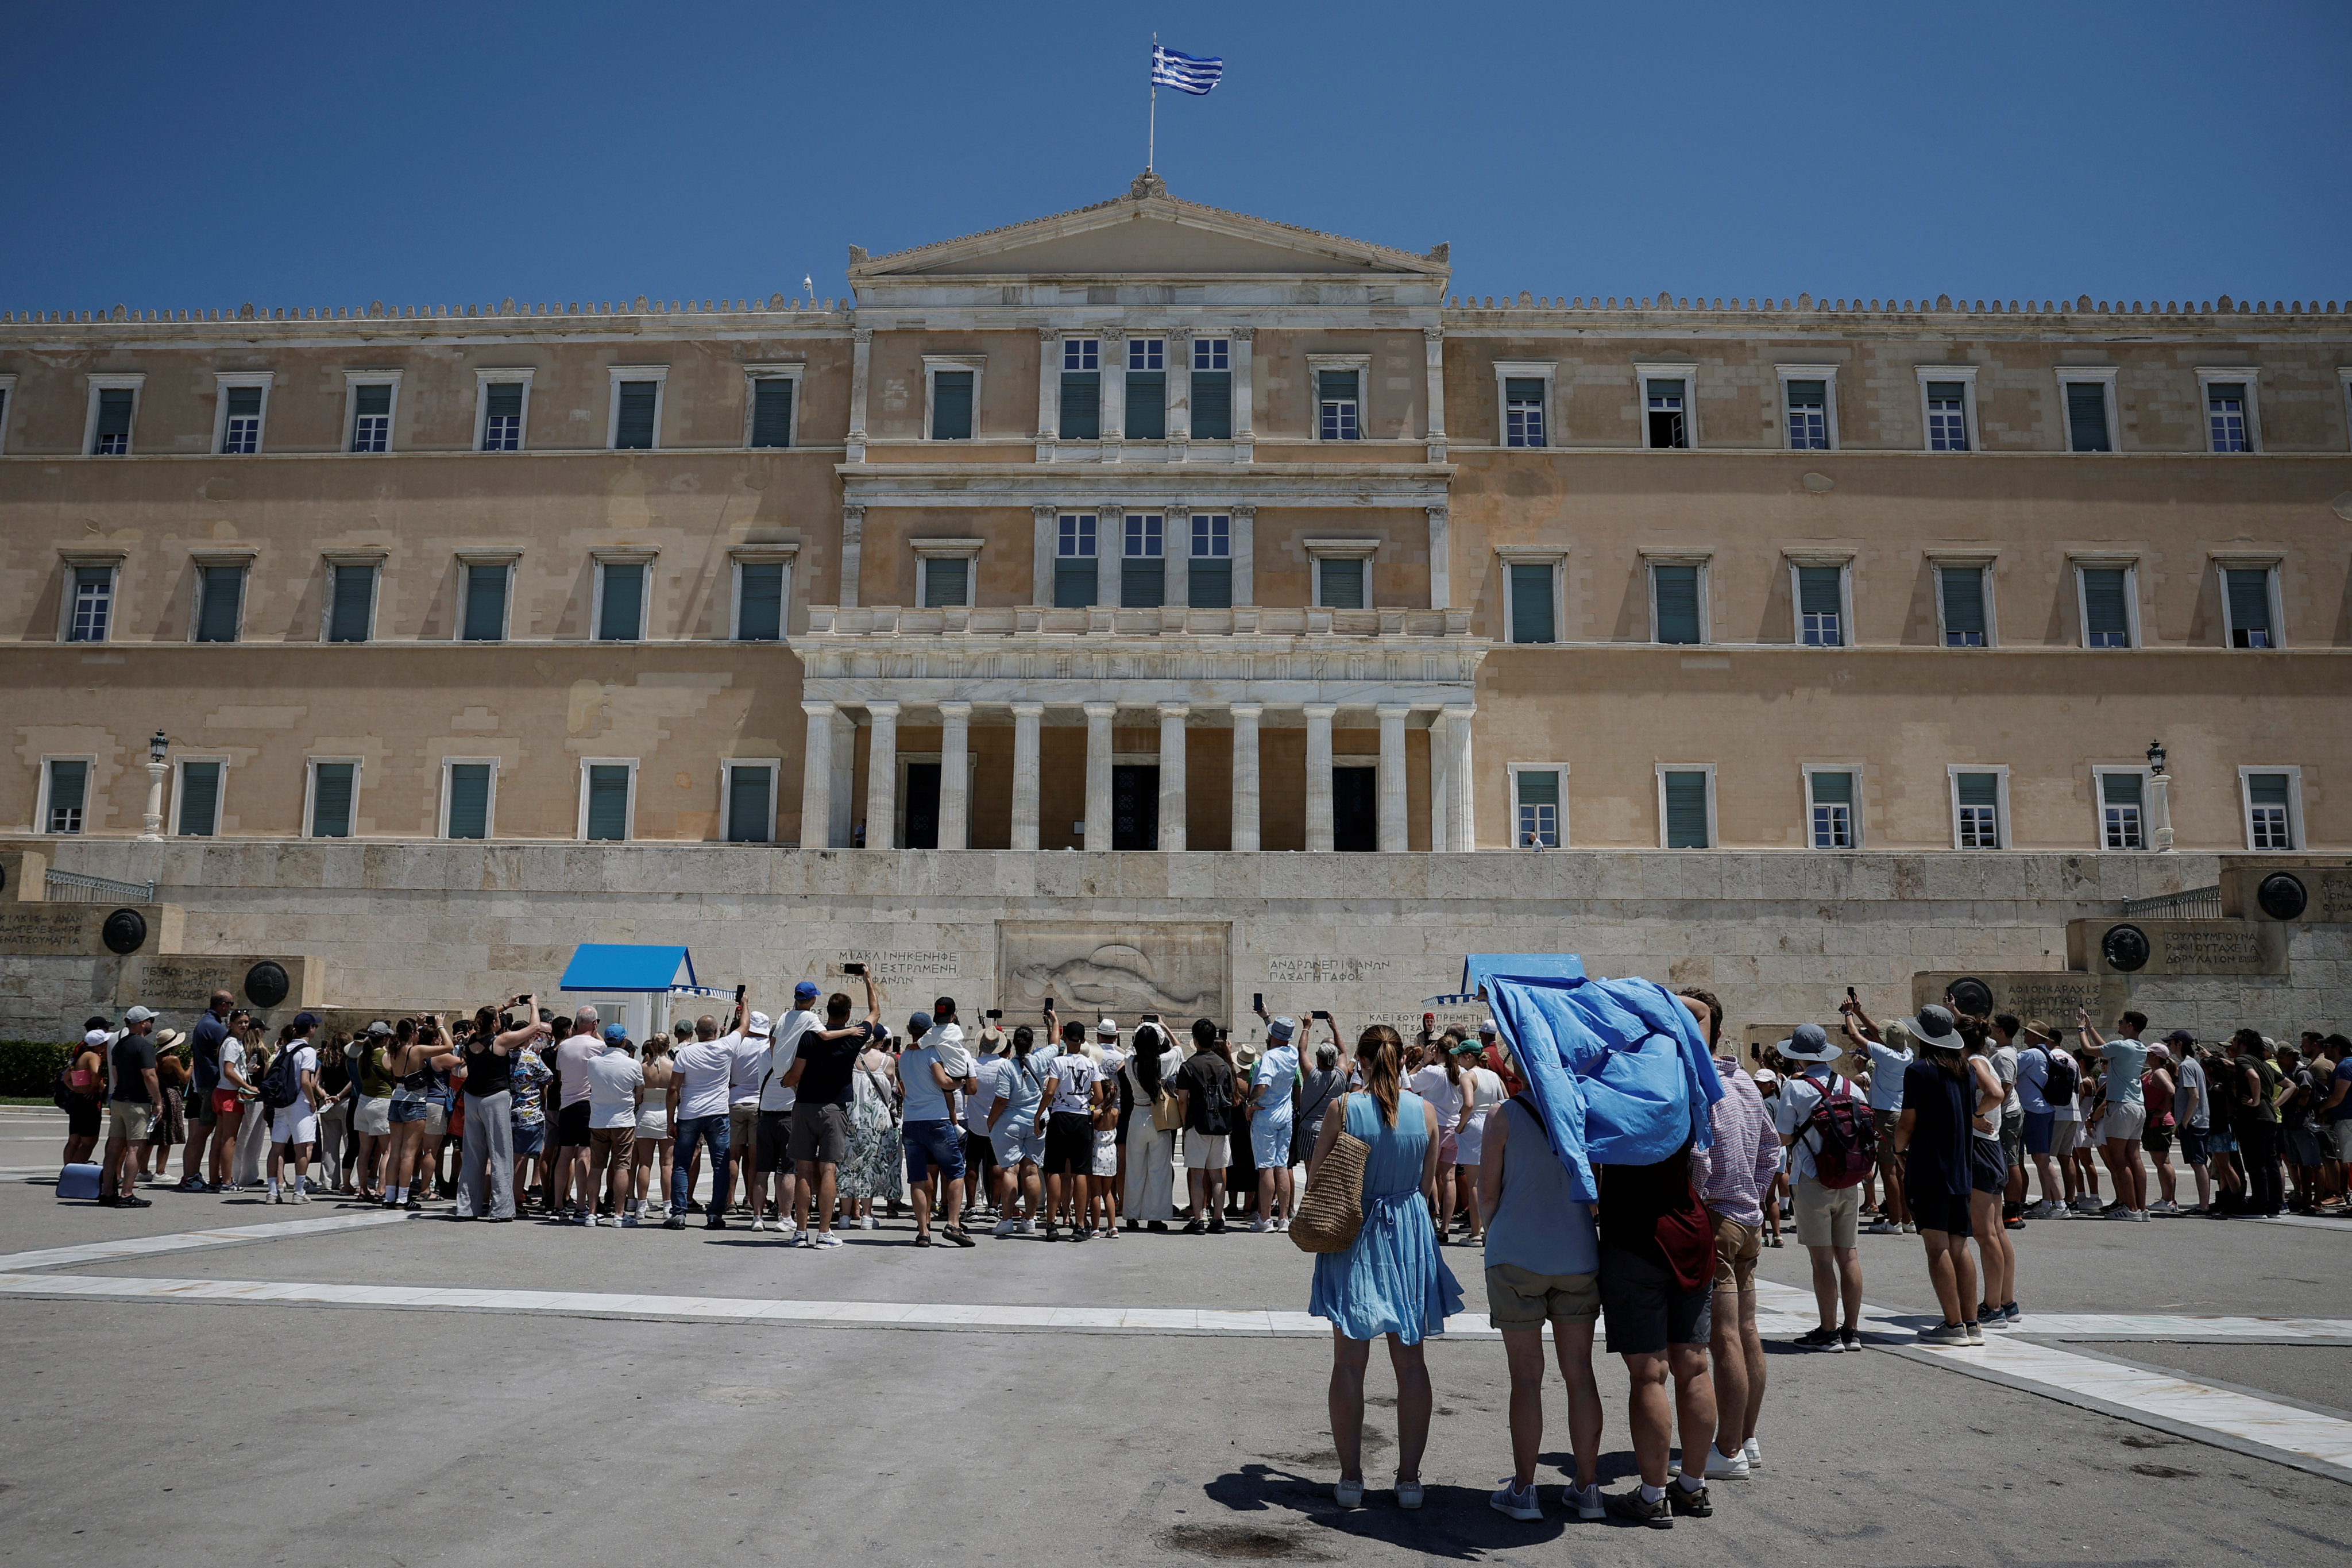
[1288,1127,1369,1253]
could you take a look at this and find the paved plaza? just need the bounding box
[1,1103,2346,1566]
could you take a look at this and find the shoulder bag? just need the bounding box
[1137,1057,1183,1133]
[1289,1095,1369,1254]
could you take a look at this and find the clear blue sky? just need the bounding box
[5,0,2346,312]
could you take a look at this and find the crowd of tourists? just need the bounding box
[51,973,2349,1526]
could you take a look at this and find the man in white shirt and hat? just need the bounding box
[1772,1022,1866,1353]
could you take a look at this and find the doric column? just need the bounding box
[1426,504,1450,609]
[1009,702,1043,850]
[1083,702,1116,851]
[1231,327,1256,463]
[1304,704,1337,852]
[800,700,836,848]
[846,327,872,463]
[1097,504,1125,609]
[1230,503,1256,607]
[840,503,866,608]
[1443,703,1476,851]
[937,701,971,850]
[1035,328,1060,460]
[1099,328,1126,462]
[864,701,899,849]
[1423,326,1447,462]
[1157,704,1189,852]
[1376,705,1410,852]
[1230,703,1262,852]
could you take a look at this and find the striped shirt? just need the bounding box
[1689,1054,1783,1229]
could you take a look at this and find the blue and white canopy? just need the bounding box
[558,944,701,994]
[1151,44,1224,95]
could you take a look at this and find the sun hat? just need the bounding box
[1096,1018,1119,1038]
[745,1011,772,1039]
[1268,1016,1297,1043]
[1903,1004,1964,1052]
[1775,1022,1843,1063]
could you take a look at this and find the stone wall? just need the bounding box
[6,839,2344,1046]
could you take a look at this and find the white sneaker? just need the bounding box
[1395,1476,1424,1511]
[750,1215,766,1233]
[816,1231,843,1248]
[1741,1436,1763,1469]
[1704,1445,1749,1481]
[862,1214,878,1230]
[1489,1478,1542,1521]
[1250,1217,1273,1233]
[1017,1219,1037,1235]
[1864,1219,1899,1235]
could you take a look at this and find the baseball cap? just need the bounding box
[366,1020,393,1037]
[908,1012,933,1038]
[604,1025,628,1045]
[1479,1018,1497,1036]
[2147,1041,2172,1060]
[794,980,821,1002]
[1096,1018,1119,1038]
[1268,1016,1296,1043]
[933,995,957,1017]
[746,1011,773,1038]
[123,1005,158,1024]
[292,1011,320,1032]
[84,1029,110,1048]
[1776,1022,1841,1062]
[2165,1029,2195,1047]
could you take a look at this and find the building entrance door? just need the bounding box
[1112,764,1160,849]
[902,762,942,849]
[1333,767,1378,851]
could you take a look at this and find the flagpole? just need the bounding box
[1148,34,1157,171]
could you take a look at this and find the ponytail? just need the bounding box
[1358,1025,1404,1127]
[1011,1025,1034,1059]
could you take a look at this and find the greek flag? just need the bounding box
[1151,44,1223,95]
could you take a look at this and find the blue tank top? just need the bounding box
[1483,1098,1599,1277]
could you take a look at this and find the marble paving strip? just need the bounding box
[0,1208,419,1273]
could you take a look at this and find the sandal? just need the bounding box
[914,1233,932,1248]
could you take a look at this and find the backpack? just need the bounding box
[51,1064,78,1112]
[2042,1049,2078,1105]
[1799,1076,1877,1189]
[260,1044,307,1110]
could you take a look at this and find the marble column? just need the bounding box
[1098,505,1125,609]
[1376,704,1409,852]
[1304,704,1337,853]
[1230,702,1262,852]
[1009,702,1042,851]
[937,701,971,850]
[799,700,835,848]
[845,327,871,463]
[1426,504,1450,609]
[1442,704,1476,851]
[1422,326,1448,462]
[864,701,899,850]
[1083,702,1115,851]
[1157,704,1188,852]
[839,503,866,608]
[1231,327,1256,464]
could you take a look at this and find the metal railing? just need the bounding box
[44,868,157,905]
[2120,884,2222,920]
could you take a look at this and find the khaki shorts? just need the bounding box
[107,1102,153,1143]
[2051,1119,2082,1159]
[1485,1262,1601,1332]
[589,1125,636,1156]
[1793,1175,1859,1249]
[1712,1215,1760,1292]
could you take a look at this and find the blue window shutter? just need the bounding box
[446,764,491,839]
[1654,565,1701,643]
[585,766,631,840]
[1508,563,1554,643]
[1663,773,1709,848]
[197,566,244,643]
[751,379,794,447]
[177,761,219,836]
[464,565,508,641]
[923,557,968,608]
[1053,558,1095,608]
[1187,558,1232,609]
[328,565,374,642]
[737,562,783,640]
[1191,371,1230,439]
[727,767,772,843]
[311,763,354,838]
[928,372,971,441]
[614,383,658,448]
[1059,374,1099,439]
[2065,381,2111,452]
[598,564,644,640]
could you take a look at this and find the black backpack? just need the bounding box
[51,1064,78,1112]
[259,1044,306,1110]
[2042,1049,2078,1104]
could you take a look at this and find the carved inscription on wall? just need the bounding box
[1268,956,1397,985]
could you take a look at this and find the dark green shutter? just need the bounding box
[177,761,219,836]
[1053,558,1095,608]
[1505,377,1545,405]
[1125,371,1165,439]
[226,386,262,418]
[928,372,971,441]
[1516,771,1559,809]
[1318,369,1358,404]
[2100,771,2143,807]
[485,383,522,419]
[1059,373,1099,439]
[95,388,134,446]
[446,764,491,839]
[1662,772,1709,848]
[1121,558,1165,608]
[727,766,772,843]
[2065,381,2111,451]
[614,383,658,449]
[354,384,389,416]
[751,379,794,447]
[1954,772,1999,807]
[1191,371,1231,439]
[1810,770,1853,806]
[2247,773,2289,806]
[197,566,244,642]
[463,565,508,641]
[598,563,644,640]
[311,763,354,838]
[1654,565,1701,643]
[1940,567,1986,640]
[737,562,783,640]
[2224,569,2272,644]
[1187,558,1232,608]
[1926,381,1964,403]
[923,557,968,607]
[585,766,631,840]
[2081,569,2130,643]
[327,565,374,642]
[1785,379,1825,406]
[1508,563,1554,643]
[1798,566,1842,615]
[1319,558,1364,609]
[49,760,87,825]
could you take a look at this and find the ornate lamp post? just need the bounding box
[139,730,169,841]
[2145,739,2174,853]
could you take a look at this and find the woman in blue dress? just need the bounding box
[1307,1025,1464,1510]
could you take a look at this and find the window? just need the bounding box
[1317,369,1361,442]
[1934,562,1991,647]
[1658,767,1713,849]
[90,385,137,454]
[2059,370,2116,452]
[608,366,667,450]
[1951,768,2005,849]
[1055,513,1098,607]
[913,539,980,609]
[732,554,790,641]
[1806,768,1857,849]
[1310,542,1377,609]
[307,760,358,839]
[739,364,803,448]
[1636,364,1698,448]
[1649,560,1706,645]
[325,561,378,643]
[928,370,971,441]
[595,559,648,641]
[461,560,512,642]
[1498,554,1560,644]
[1512,768,1564,848]
[1059,339,1100,441]
[214,372,273,454]
[1917,367,1979,452]
[723,761,775,844]
[2240,768,2299,851]
[2199,370,2257,453]
[478,372,531,451]
[1125,338,1165,440]
[176,760,222,837]
[43,759,90,834]
[1191,338,1232,439]
[1493,361,1556,447]
[67,564,114,643]
[2075,563,2136,649]
[443,762,494,840]
[1122,513,1165,608]
[1793,562,1847,647]
[194,562,246,643]
[580,761,635,841]
[2220,564,2278,648]
[1776,365,1840,451]
[1188,514,1232,609]
[2095,768,2146,850]
[343,372,400,453]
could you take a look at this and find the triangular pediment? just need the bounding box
[852,175,1446,281]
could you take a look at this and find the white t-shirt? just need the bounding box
[669,1037,735,1122]
[721,1030,768,1107]
[221,1040,247,1093]
[1993,1044,2022,1115]
[761,1009,819,1113]
[1049,1053,1098,1116]
[585,1050,643,1130]
[2177,1055,2209,1130]
[284,1044,319,1116]
[1408,1064,1463,1129]
[964,1057,1004,1134]
[556,1036,598,1109]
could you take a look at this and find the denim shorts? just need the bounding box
[512,1121,545,1158]
[903,1118,967,1184]
[1249,1116,1293,1171]
[389,1098,428,1125]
